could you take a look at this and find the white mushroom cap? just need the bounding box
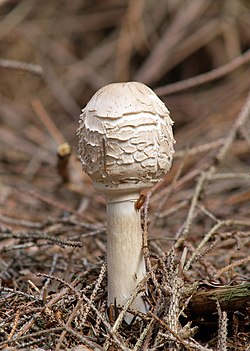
[77,82,175,191]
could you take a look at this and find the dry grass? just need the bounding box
[0,1,250,350]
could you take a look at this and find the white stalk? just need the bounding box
[105,191,148,320]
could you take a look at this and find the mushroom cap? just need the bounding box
[77,82,175,191]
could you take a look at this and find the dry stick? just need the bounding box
[28,190,85,219]
[194,237,220,265]
[14,274,82,340]
[18,336,48,349]
[148,311,193,351]
[133,318,154,351]
[142,193,162,294]
[150,156,185,228]
[178,283,199,321]
[157,200,188,220]
[184,219,250,271]
[8,277,80,341]
[1,230,83,248]
[175,171,207,247]
[0,328,63,349]
[208,172,250,181]
[6,280,82,350]
[240,126,250,148]
[175,138,224,159]
[40,253,59,303]
[0,287,36,301]
[135,0,210,84]
[165,335,213,351]
[151,163,207,204]
[155,48,250,96]
[111,278,148,333]
[0,58,43,76]
[0,122,53,163]
[103,276,149,351]
[215,256,250,279]
[37,273,81,298]
[63,35,113,90]
[166,18,221,73]
[81,262,106,325]
[0,213,42,228]
[104,279,149,350]
[216,301,228,351]
[44,276,82,309]
[41,60,80,119]
[31,98,82,184]
[57,142,72,183]
[31,99,72,183]
[177,88,250,249]
[94,301,106,337]
[60,217,102,231]
[31,98,65,145]
[115,0,145,81]
[15,312,42,340]
[2,310,20,349]
[83,300,132,350]
[37,273,130,351]
[215,89,250,163]
[59,324,103,351]
[56,297,84,351]
[1,242,48,253]
[198,203,219,223]
[0,0,34,40]
[166,277,182,341]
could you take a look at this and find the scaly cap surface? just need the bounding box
[77,82,175,190]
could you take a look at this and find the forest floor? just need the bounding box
[0,1,250,350]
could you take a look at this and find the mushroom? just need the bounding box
[77,82,175,321]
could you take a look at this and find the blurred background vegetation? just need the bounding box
[1,0,250,136]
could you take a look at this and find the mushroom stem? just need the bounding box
[77,82,175,322]
[105,190,148,320]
